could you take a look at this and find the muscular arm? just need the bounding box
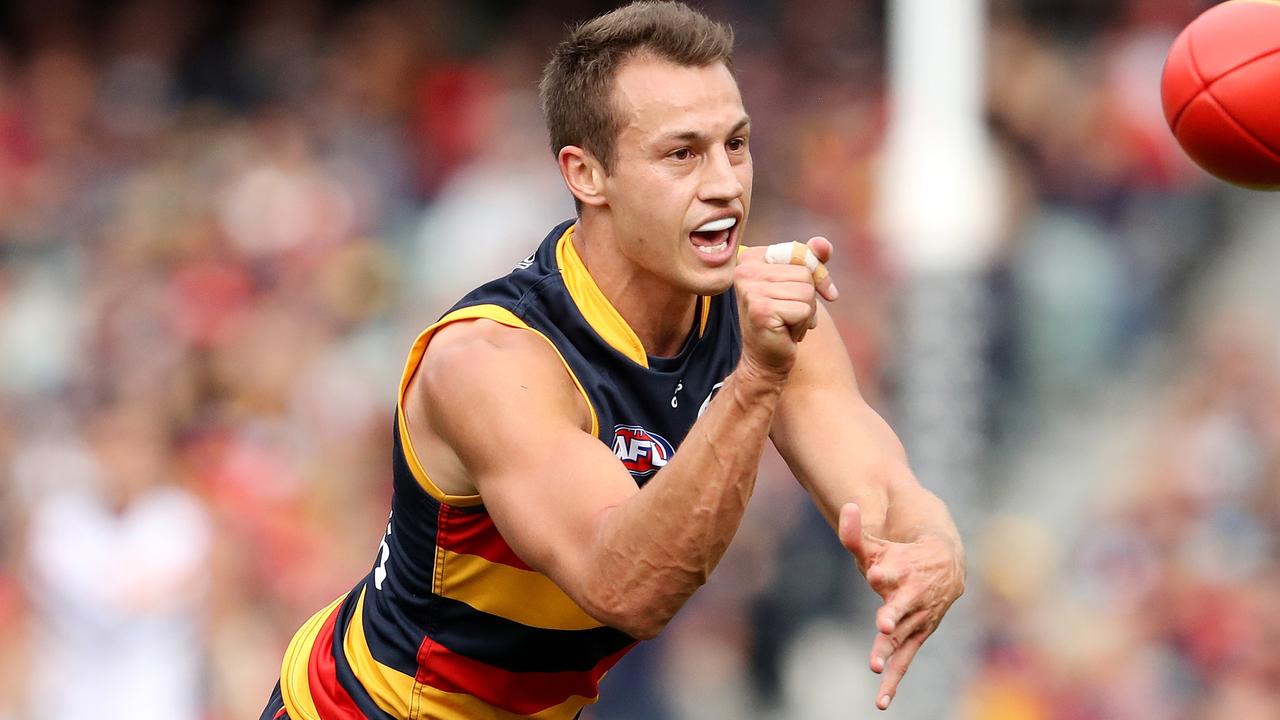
[414,257,815,640]
[420,324,782,639]
[770,304,959,548]
[770,302,964,710]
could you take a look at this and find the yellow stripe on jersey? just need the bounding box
[435,549,605,631]
[281,594,348,720]
[698,293,711,336]
[396,303,599,504]
[410,683,594,720]
[342,587,417,717]
[556,224,648,367]
[556,225,715,364]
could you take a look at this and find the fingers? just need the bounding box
[740,237,834,344]
[804,237,838,302]
[739,262,819,341]
[789,313,809,343]
[875,590,914,634]
[765,274,817,336]
[806,235,834,264]
[867,563,903,595]
[762,239,839,301]
[875,632,925,710]
[869,604,927,672]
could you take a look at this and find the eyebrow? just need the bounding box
[658,116,751,144]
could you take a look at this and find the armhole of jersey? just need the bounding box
[397,303,600,506]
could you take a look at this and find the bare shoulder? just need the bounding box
[414,319,593,447]
[423,318,558,379]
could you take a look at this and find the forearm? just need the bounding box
[583,360,785,637]
[795,444,958,548]
[774,396,958,547]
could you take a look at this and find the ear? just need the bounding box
[558,146,608,208]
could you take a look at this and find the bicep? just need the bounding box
[419,322,640,594]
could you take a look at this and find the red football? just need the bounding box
[1161,0,1280,190]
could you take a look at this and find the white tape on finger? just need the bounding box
[764,241,828,284]
[762,241,792,265]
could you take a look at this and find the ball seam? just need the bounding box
[1200,88,1280,164]
[1171,24,1280,129]
[1178,26,1280,164]
[1169,29,1212,133]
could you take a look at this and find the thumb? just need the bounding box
[804,236,838,302]
[838,503,880,570]
[806,236,833,265]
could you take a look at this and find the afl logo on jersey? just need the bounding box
[612,424,674,477]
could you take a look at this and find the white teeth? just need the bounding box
[695,241,728,254]
[695,217,736,232]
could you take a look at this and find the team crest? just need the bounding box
[612,424,674,477]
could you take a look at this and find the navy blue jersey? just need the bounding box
[274,220,741,719]
[450,219,742,477]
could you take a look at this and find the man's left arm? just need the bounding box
[769,302,966,711]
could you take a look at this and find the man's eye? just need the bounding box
[727,138,746,151]
[670,148,693,161]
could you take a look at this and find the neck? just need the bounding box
[572,216,698,358]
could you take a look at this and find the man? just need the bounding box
[261,2,964,718]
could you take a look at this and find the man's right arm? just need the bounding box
[412,247,829,639]
[415,319,783,639]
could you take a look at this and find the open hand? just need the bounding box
[838,502,965,711]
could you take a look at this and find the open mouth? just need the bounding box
[690,216,737,257]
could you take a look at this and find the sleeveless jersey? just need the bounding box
[277,220,742,719]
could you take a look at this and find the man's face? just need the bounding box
[599,55,752,296]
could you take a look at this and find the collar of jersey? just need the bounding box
[555,224,713,369]
[556,224,651,367]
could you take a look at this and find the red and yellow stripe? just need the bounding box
[415,638,632,717]
[433,504,605,632]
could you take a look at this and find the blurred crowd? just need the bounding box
[0,0,1274,719]
[966,326,1280,720]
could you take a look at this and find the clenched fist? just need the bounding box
[734,237,838,374]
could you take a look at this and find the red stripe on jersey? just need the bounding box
[436,505,531,571]
[415,637,635,715]
[307,603,364,720]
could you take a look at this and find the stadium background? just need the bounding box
[1,0,1277,718]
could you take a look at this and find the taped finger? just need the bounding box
[763,241,838,300]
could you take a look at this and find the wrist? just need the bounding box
[912,527,965,566]
[725,357,788,415]
[735,352,792,390]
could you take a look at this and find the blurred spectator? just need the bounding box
[20,404,211,720]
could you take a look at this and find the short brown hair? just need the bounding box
[539,1,735,174]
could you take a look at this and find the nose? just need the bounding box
[698,146,744,203]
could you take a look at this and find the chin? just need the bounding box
[686,268,735,297]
